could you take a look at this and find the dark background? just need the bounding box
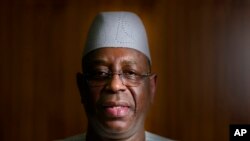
[0,0,250,140]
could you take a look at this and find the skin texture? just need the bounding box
[77,48,157,141]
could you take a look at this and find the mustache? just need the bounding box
[96,95,135,110]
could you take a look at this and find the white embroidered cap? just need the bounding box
[83,11,151,63]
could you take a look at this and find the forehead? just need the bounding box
[83,47,149,68]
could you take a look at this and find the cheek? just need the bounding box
[84,87,103,114]
[132,85,151,113]
[87,87,102,103]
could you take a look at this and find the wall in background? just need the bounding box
[0,0,250,140]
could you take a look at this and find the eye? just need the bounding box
[96,71,108,76]
[89,70,109,79]
[123,70,138,79]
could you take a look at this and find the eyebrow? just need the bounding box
[86,59,109,66]
[121,60,138,66]
[83,58,151,73]
[85,58,138,65]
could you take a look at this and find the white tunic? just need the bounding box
[57,131,174,141]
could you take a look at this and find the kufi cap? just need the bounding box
[83,11,151,63]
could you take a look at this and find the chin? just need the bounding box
[97,122,136,139]
[101,119,132,133]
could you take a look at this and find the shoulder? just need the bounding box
[146,131,174,141]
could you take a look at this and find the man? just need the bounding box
[60,11,173,141]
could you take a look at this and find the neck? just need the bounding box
[85,125,146,141]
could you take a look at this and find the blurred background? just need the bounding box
[0,0,250,140]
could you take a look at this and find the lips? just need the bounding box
[101,101,131,118]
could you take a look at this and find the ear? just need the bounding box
[76,72,85,104]
[149,73,157,104]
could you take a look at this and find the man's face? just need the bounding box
[77,48,157,137]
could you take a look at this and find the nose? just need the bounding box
[106,74,126,92]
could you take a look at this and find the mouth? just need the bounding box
[100,101,131,118]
